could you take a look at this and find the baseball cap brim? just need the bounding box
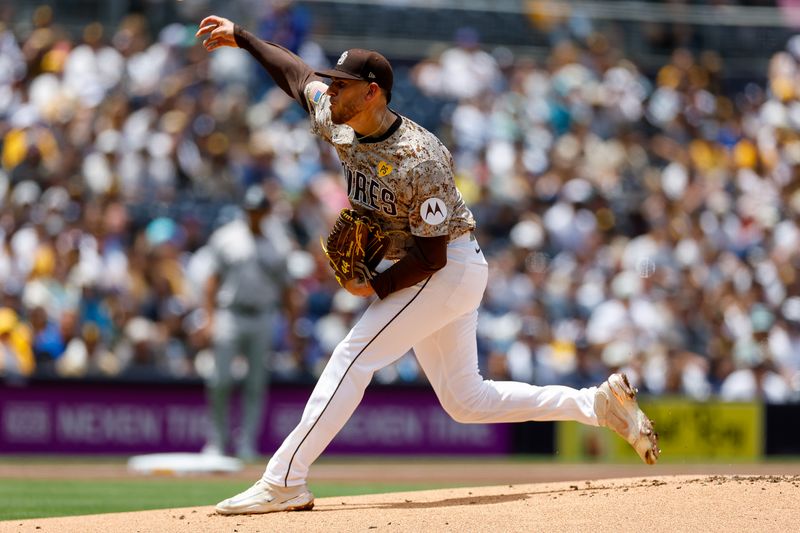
[314,68,366,81]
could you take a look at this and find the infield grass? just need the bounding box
[0,478,457,521]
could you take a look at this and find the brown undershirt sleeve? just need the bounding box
[370,235,448,299]
[233,26,322,113]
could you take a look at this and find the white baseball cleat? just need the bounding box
[215,479,315,515]
[594,373,660,465]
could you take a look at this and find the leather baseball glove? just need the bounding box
[322,209,388,287]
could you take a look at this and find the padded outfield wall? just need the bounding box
[0,379,796,459]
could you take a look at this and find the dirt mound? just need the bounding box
[4,475,799,533]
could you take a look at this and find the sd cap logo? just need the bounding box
[337,51,348,66]
[420,198,447,225]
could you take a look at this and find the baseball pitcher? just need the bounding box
[196,15,659,515]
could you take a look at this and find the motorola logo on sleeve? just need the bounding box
[421,198,447,225]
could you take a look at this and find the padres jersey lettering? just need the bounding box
[304,81,475,260]
[342,163,398,215]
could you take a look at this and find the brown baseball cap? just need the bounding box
[315,49,393,102]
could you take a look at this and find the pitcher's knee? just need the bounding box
[440,396,486,423]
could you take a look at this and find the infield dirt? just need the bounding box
[2,468,799,532]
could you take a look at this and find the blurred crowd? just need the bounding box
[1,6,799,403]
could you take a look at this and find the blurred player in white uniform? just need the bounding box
[202,185,290,460]
[196,16,659,515]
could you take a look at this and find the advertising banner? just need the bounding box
[557,398,763,462]
[0,381,512,455]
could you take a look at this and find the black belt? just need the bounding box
[228,304,266,315]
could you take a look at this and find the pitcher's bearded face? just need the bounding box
[327,79,368,124]
[330,100,360,124]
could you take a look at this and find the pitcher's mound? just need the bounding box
[7,475,799,533]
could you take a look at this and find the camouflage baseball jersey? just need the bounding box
[304,81,475,260]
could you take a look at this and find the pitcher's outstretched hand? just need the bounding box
[196,15,237,51]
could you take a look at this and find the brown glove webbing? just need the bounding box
[323,209,388,287]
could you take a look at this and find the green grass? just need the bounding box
[0,479,455,521]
